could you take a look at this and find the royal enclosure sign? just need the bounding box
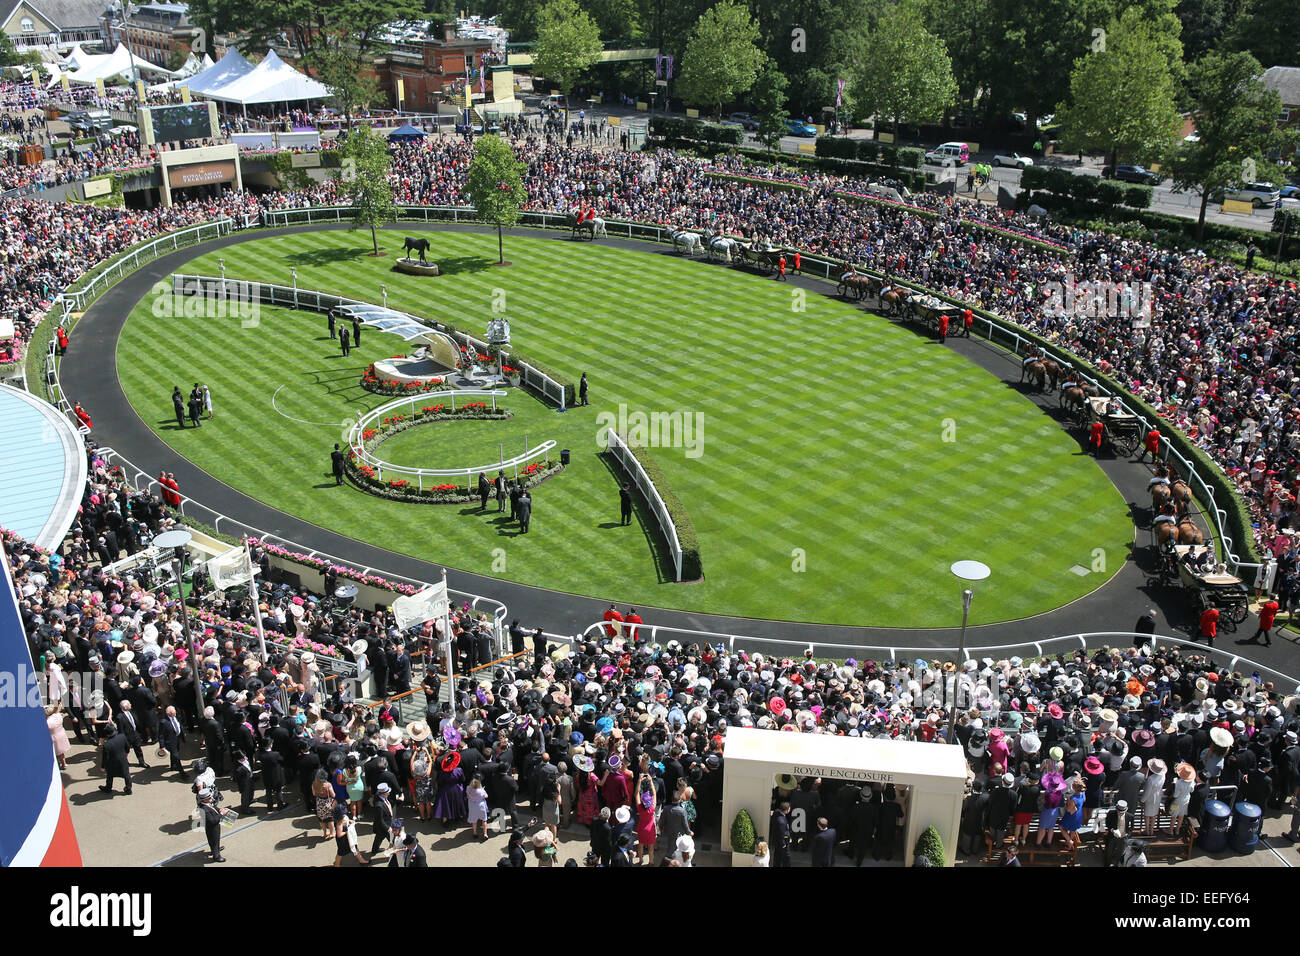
[167,161,236,189]
[791,765,896,783]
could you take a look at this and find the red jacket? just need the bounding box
[1090,422,1104,445]
[1258,601,1279,629]
[1199,607,1219,638]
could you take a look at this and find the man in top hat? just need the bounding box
[197,786,225,863]
[259,737,287,810]
[770,802,792,867]
[370,782,397,856]
[98,723,133,796]
[389,832,427,867]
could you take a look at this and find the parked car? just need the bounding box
[924,141,970,165]
[1102,164,1162,185]
[1278,184,1300,199]
[728,111,759,131]
[1225,182,1281,207]
[784,118,817,137]
[992,151,1034,169]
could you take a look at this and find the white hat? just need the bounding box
[299,652,315,665]
[614,806,631,824]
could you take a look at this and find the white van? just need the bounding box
[541,93,567,110]
[924,141,970,165]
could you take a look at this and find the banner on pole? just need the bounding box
[181,84,191,103]
[392,582,449,631]
[836,78,845,107]
[206,546,255,591]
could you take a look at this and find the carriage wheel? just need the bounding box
[837,282,848,297]
[1115,431,1139,457]
[1228,600,1249,625]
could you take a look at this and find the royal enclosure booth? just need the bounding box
[721,727,965,866]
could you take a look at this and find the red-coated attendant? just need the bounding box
[1137,427,1162,463]
[962,308,973,334]
[1089,420,1104,456]
[1247,599,1279,646]
[1198,606,1219,647]
[778,255,787,281]
[56,325,69,354]
[793,251,801,274]
[72,402,92,430]
[602,604,624,638]
[938,313,949,341]
[624,608,644,641]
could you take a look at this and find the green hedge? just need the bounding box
[816,136,924,173]
[649,115,742,146]
[914,825,946,867]
[730,809,756,853]
[613,440,702,581]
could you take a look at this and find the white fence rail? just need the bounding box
[348,391,556,486]
[605,429,683,582]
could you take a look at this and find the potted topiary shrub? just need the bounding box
[913,825,946,867]
[730,808,756,866]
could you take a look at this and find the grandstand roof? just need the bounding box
[0,384,86,551]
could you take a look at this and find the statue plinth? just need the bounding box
[393,257,441,276]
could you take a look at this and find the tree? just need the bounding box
[464,135,528,265]
[913,825,946,867]
[848,1,957,135]
[730,809,756,853]
[1226,0,1300,68]
[982,0,1108,131]
[678,0,765,120]
[1174,0,1227,62]
[749,0,877,117]
[308,44,381,129]
[1165,51,1297,239]
[1054,7,1183,171]
[752,61,789,150]
[531,0,603,117]
[336,125,397,257]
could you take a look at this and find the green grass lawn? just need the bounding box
[115,228,1133,627]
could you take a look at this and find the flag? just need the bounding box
[392,582,449,631]
[479,55,486,94]
[837,78,845,107]
[94,77,104,96]
[136,80,146,102]
[181,84,191,103]
[206,546,255,591]
[396,76,405,106]
[654,52,662,79]
[665,55,674,80]
[61,73,70,93]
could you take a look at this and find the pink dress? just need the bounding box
[47,713,71,757]
[637,801,656,847]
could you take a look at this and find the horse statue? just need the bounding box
[403,237,431,263]
[838,273,872,300]
[1177,516,1204,545]
[671,229,703,255]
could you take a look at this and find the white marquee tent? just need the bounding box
[62,43,174,84]
[200,50,331,108]
[168,47,254,96]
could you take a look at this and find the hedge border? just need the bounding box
[608,442,702,582]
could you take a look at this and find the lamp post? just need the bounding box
[948,559,991,743]
[381,284,388,309]
[290,267,298,309]
[110,1,141,108]
[218,256,225,301]
[153,528,206,744]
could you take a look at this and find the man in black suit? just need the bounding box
[259,738,287,810]
[352,317,362,348]
[478,472,490,510]
[517,490,532,533]
[810,817,838,867]
[371,782,396,855]
[389,833,427,867]
[578,372,589,406]
[619,483,633,525]
[389,643,411,693]
[158,705,189,779]
[172,386,186,428]
[771,803,792,866]
[328,310,336,338]
[331,444,346,486]
[99,724,133,795]
[494,471,507,512]
[508,480,520,520]
[339,326,351,357]
[199,706,226,773]
[129,678,158,745]
[590,806,613,866]
[230,750,256,813]
[115,700,148,768]
[296,739,322,808]
[198,790,225,862]
[188,388,203,427]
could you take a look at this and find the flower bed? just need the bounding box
[192,608,344,659]
[244,537,419,596]
[345,453,563,504]
[361,361,455,396]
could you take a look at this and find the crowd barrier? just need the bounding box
[605,429,683,582]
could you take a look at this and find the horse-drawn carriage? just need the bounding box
[1084,396,1141,455]
[905,295,964,337]
[736,242,783,274]
[566,212,607,241]
[1169,545,1249,629]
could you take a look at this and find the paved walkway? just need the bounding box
[55,221,1300,680]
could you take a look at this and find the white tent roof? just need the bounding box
[61,44,88,71]
[201,49,331,106]
[150,51,215,91]
[65,43,174,84]
[173,47,253,95]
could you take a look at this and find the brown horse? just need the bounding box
[1155,520,1181,546]
[1171,478,1193,517]
[1023,359,1049,392]
[880,288,912,316]
[1151,482,1172,512]
[1039,359,1063,393]
[1060,382,1098,410]
[1177,516,1204,545]
[838,274,872,300]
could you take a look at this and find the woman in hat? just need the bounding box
[1058,778,1086,851]
[46,704,71,771]
[574,757,600,827]
[467,775,490,840]
[410,734,435,821]
[635,772,657,865]
[332,805,368,867]
[1141,758,1167,835]
[1169,762,1198,836]
[433,750,467,827]
[343,753,365,819]
[1036,772,1066,845]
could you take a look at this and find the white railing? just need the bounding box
[170,272,569,410]
[576,623,1300,692]
[605,429,683,582]
[347,391,556,486]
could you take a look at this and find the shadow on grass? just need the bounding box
[156,419,187,430]
[432,255,493,276]
[285,246,376,268]
[596,450,675,585]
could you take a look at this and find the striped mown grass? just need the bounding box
[115,228,1133,626]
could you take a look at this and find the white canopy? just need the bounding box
[64,43,174,84]
[201,49,331,106]
[172,47,253,95]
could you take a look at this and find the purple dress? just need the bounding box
[433,766,467,820]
